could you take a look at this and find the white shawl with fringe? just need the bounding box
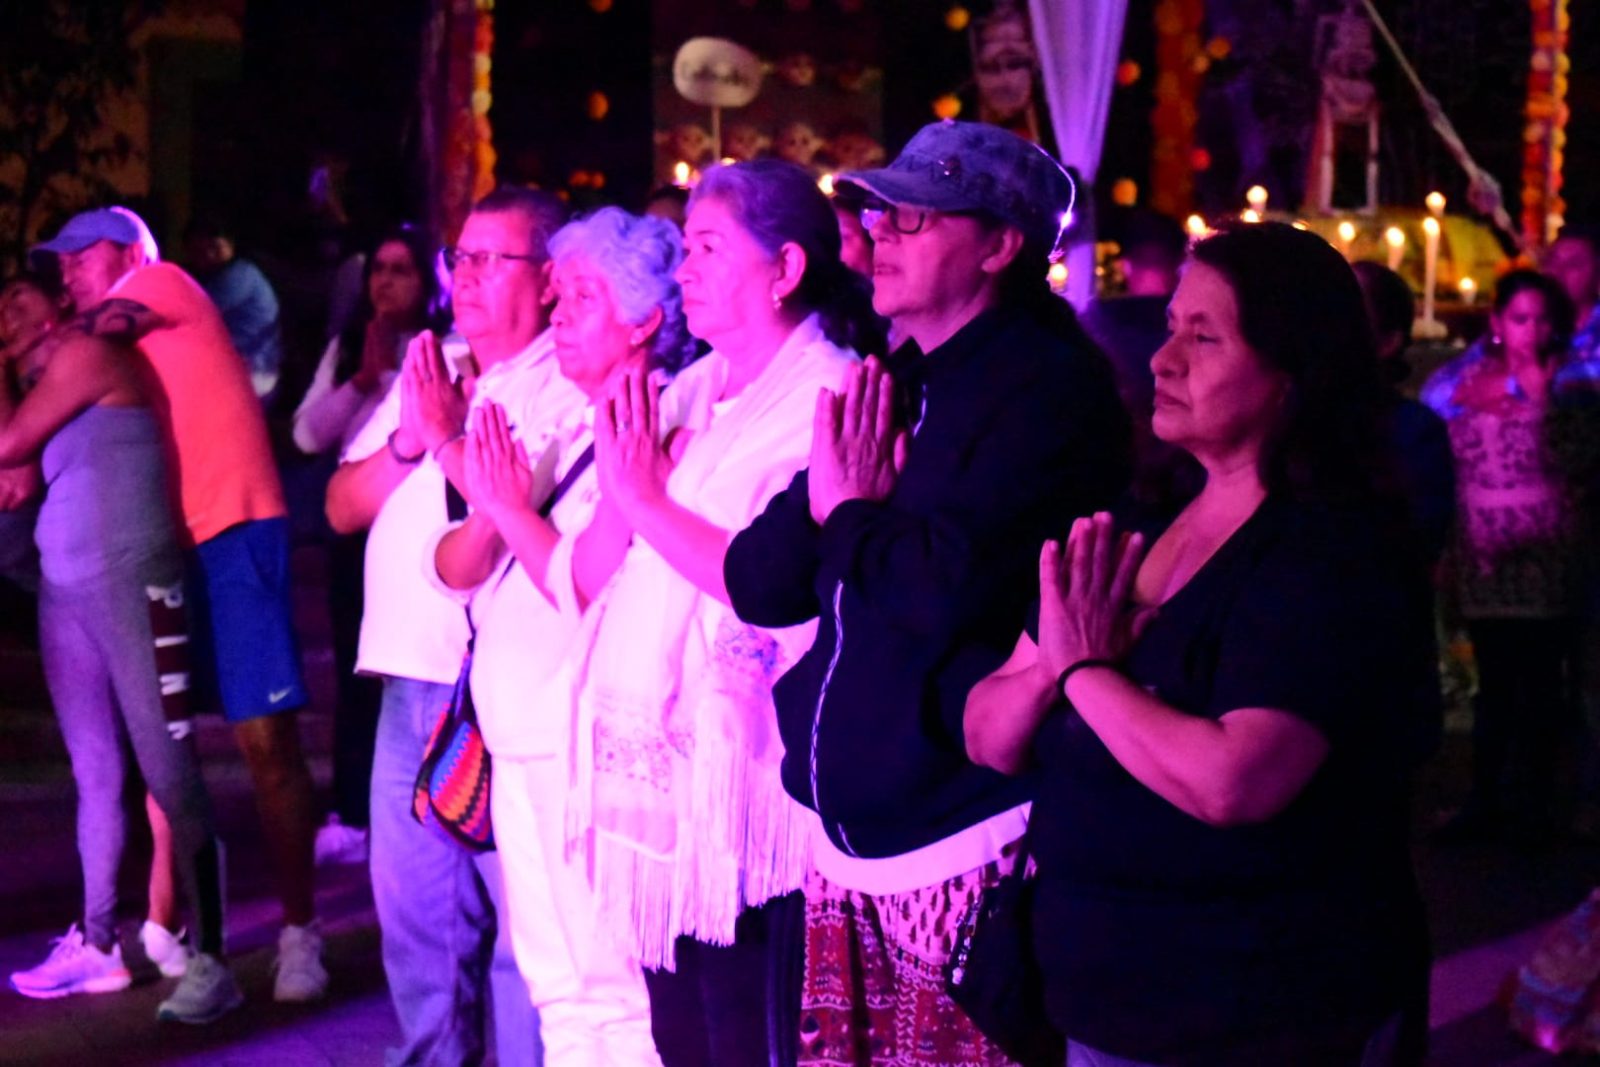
[563,315,857,970]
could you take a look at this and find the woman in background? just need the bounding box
[293,225,441,864]
[1431,270,1589,842]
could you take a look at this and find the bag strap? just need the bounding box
[1006,807,1037,883]
[451,439,596,648]
[540,442,595,518]
[446,479,469,523]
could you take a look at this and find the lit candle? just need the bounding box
[1384,226,1406,271]
[1047,262,1069,291]
[1421,216,1441,327]
[1426,191,1446,218]
[1246,185,1268,215]
[672,161,692,187]
[1336,220,1356,260]
[1240,209,1261,224]
[818,173,836,196]
[1185,214,1208,239]
[1459,276,1477,307]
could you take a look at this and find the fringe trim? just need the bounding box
[588,743,814,973]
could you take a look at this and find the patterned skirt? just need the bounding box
[797,855,1018,1067]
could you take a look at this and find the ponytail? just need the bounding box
[804,259,889,360]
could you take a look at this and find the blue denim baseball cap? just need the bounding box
[33,207,145,255]
[837,120,1075,253]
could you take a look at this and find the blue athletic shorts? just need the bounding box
[187,517,308,722]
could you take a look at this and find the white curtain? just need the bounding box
[1028,0,1130,307]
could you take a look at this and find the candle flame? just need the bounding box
[1385,226,1406,248]
[1185,214,1208,238]
[1245,185,1268,210]
[1422,216,1440,238]
[1426,191,1446,216]
[818,173,836,196]
[1240,209,1261,224]
[672,161,691,187]
[1337,220,1356,242]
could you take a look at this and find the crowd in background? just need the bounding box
[4,117,1600,1066]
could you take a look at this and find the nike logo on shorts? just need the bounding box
[268,687,293,705]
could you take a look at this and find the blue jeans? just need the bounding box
[370,676,542,1067]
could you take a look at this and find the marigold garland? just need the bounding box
[1522,0,1569,248]
[1149,0,1204,218]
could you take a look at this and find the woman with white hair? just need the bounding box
[430,206,696,1065]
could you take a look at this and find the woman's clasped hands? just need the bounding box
[1036,512,1150,685]
[462,401,557,521]
[595,367,676,518]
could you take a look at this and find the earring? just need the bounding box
[772,290,784,311]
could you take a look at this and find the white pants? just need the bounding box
[493,755,662,1067]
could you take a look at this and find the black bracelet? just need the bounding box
[1057,658,1117,696]
[386,429,425,465]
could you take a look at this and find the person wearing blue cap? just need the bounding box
[723,121,1130,1063]
[32,205,327,1005]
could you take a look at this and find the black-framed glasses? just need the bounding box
[442,247,544,273]
[858,198,932,236]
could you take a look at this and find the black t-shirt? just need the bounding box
[1029,495,1431,1065]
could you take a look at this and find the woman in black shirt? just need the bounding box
[965,223,1433,1066]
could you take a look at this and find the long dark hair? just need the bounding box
[333,225,443,385]
[1190,222,1387,505]
[1490,268,1576,359]
[691,160,888,359]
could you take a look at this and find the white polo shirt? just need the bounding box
[343,330,585,684]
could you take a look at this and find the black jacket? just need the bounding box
[725,305,1130,858]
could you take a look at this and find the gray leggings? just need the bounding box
[38,559,225,955]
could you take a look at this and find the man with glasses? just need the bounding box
[326,187,583,1066]
[725,121,1129,1056]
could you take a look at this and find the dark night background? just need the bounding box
[17,1,1592,263]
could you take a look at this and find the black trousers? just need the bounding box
[645,890,805,1067]
[1466,617,1577,825]
[328,531,382,827]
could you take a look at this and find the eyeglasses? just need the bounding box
[442,247,543,273]
[858,198,933,236]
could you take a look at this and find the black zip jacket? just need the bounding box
[725,305,1131,858]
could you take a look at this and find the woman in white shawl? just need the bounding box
[571,160,887,1064]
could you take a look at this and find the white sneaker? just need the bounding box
[140,920,192,978]
[313,816,369,867]
[156,953,243,1024]
[272,923,328,1003]
[9,925,132,999]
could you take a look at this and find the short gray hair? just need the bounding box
[547,207,695,370]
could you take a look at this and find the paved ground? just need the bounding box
[2,555,1600,1065]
